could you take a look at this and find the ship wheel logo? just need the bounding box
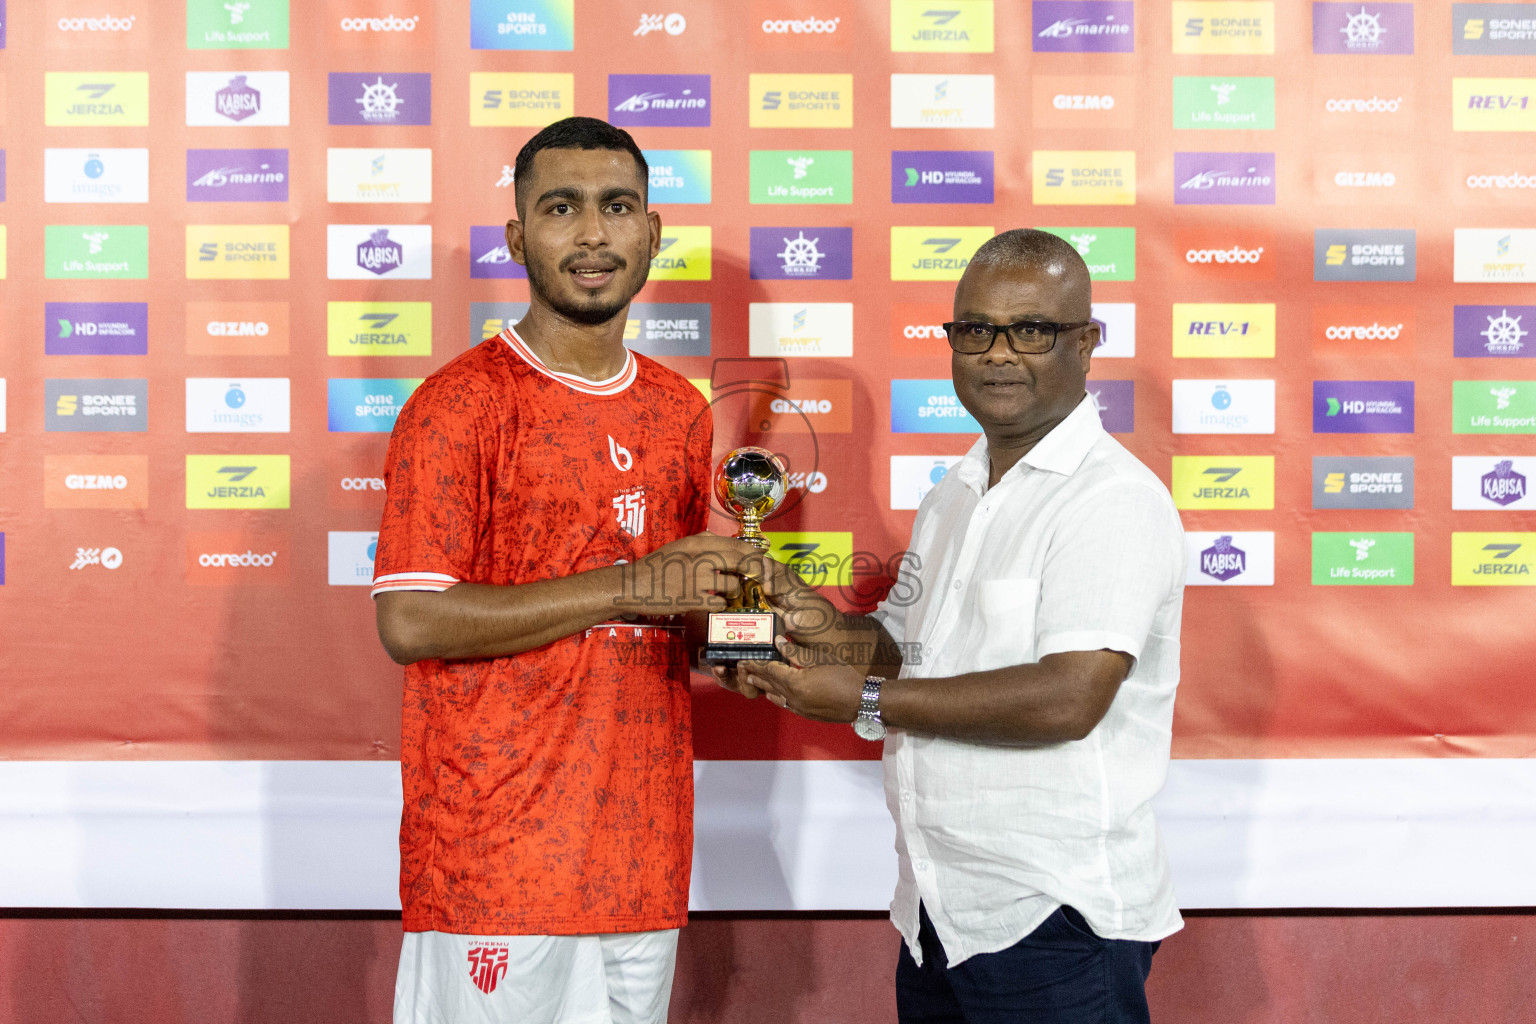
[777,231,824,276]
[1483,308,1528,354]
[356,77,404,122]
[1340,7,1385,49]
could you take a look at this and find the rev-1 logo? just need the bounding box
[1188,321,1253,335]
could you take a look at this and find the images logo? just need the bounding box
[1039,227,1135,280]
[1453,380,1536,433]
[1454,4,1536,56]
[891,150,993,204]
[1031,74,1137,129]
[751,73,853,128]
[1454,78,1536,132]
[1313,2,1413,54]
[185,378,290,433]
[1452,456,1535,509]
[1174,152,1275,205]
[46,302,148,356]
[1171,456,1275,509]
[1454,229,1536,283]
[327,148,431,203]
[890,73,994,128]
[1171,380,1276,434]
[1454,305,1533,357]
[1032,151,1136,205]
[470,72,574,126]
[1174,1,1275,54]
[892,1,995,52]
[43,148,149,203]
[1032,0,1134,52]
[327,378,423,432]
[749,226,852,280]
[186,300,289,356]
[891,227,995,281]
[328,71,430,125]
[1314,381,1415,433]
[1088,380,1135,433]
[327,224,432,279]
[45,72,149,125]
[1172,304,1276,358]
[470,0,574,49]
[45,225,148,279]
[1314,229,1416,282]
[1312,456,1415,509]
[187,148,288,202]
[45,378,148,432]
[185,72,290,126]
[1452,533,1536,586]
[644,149,711,204]
[749,302,854,358]
[44,455,150,509]
[328,531,380,586]
[187,0,289,48]
[468,225,526,280]
[1312,532,1414,585]
[890,455,964,510]
[327,302,431,356]
[185,225,289,279]
[1186,532,1274,586]
[649,226,712,280]
[1172,76,1275,129]
[751,150,853,204]
[891,380,975,433]
[609,73,710,127]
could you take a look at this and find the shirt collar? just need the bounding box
[955,393,1104,495]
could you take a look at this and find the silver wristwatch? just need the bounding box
[853,676,886,741]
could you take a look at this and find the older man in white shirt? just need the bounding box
[725,229,1185,1023]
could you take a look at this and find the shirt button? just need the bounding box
[915,861,930,873]
[902,789,914,804]
[952,579,963,591]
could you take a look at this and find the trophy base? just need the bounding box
[701,643,781,664]
[702,611,779,665]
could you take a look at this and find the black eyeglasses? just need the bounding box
[941,319,1095,356]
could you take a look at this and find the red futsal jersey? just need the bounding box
[372,326,713,935]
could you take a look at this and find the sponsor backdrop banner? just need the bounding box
[2,0,1535,909]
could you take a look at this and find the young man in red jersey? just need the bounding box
[374,117,758,1024]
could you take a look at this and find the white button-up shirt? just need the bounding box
[874,395,1186,966]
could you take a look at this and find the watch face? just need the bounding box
[853,717,886,741]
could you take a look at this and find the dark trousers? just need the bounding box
[896,903,1159,1024]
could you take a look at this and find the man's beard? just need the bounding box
[526,252,651,326]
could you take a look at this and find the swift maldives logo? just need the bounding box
[1174,152,1275,205]
[608,74,710,127]
[1033,1,1134,52]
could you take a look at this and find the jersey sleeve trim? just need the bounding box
[370,571,459,600]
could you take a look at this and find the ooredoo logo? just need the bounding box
[891,302,951,357]
[186,531,288,584]
[1175,229,1274,280]
[340,15,420,31]
[1312,305,1414,354]
[329,453,390,508]
[752,0,849,49]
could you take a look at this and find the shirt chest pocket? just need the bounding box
[969,577,1041,672]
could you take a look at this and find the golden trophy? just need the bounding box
[702,447,788,664]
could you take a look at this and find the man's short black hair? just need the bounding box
[513,117,649,217]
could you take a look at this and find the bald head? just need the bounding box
[965,229,1092,320]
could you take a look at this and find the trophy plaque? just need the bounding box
[702,447,788,664]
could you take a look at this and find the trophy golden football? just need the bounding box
[702,447,788,664]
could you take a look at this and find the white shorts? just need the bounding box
[394,928,679,1024]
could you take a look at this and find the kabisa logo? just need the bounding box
[186,0,290,48]
[1454,229,1536,283]
[1312,2,1414,54]
[184,72,290,126]
[1453,380,1536,434]
[1032,1,1135,53]
[1453,78,1536,132]
[45,302,148,356]
[470,0,574,50]
[1172,303,1276,358]
[1185,531,1274,586]
[327,378,424,432]
[1174,1,1276,54]
[185,378,290,433]
[1174,152,1275,205]
[187,148,288,202]
[327,301,432,356]
[185,455,290,509]
[1454,305,1533,357]
[892,150,994,204]
[644,149,712,204]
[609,74,710,127]
[1452,457,1532,508]
[1315,380,1415,434]
[749,226,852,280]
[43,148,149,203]
[1088,380,1135,433]
[1172,76,1276,130]
[327,531,381,586]
[1484,461,1527,505]
[185,225,289,279]
[328,72,431,125]
[1452,534,1536,585]
[890,380,975,433]
[1171,379,1275,434]
[891,1,995,53]
[328,225,431,279]
[1455,4,1536,56]
[1033,151,1136,205]
[46,72,150,126]
[1312,532,1414,586]
[217,75,260,120]
[1039,227,1136,281]
[1200,535,1246,581]
[1314,229,1417,282]
[1312,456,1415,510]
[751,73,853,127]
[45,378,148,432]
[748,302,853,357]
[648,226,712,280]
[634,12,687,36]
[471,72,574,126]
[891,226,994,281]
[890,73,994,128]
[1171,456,1275,509]
[469,225,527,279]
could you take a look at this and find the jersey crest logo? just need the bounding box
[608,435,634,471]
[467,944,509,994]
[613,486,647,537]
